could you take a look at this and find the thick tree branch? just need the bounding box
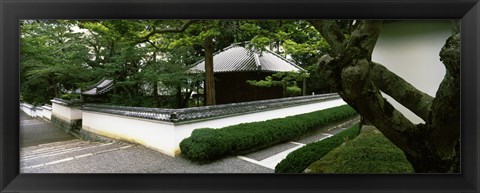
[370,62,434,121]
[137,20,200,43]
[307,20,347,55]
[314,20,461,172]
[346,20,382,59]
[338,59,420,157]
[314,20,421,157]
[427,30,460,158]
[346,89,420,156]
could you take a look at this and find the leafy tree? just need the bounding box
[73,20,198,107]
[308,20,460,172]
[20,20,93,105]
[244,20,334,94]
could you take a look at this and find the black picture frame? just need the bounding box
[1,0,479,192]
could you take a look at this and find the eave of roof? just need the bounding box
[81,78,114,96]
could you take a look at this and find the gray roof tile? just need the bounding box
[189,44,305,73]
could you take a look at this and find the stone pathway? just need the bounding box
[20,139,134,171]
[20,112,75,147]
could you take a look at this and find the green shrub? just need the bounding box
[60,93,80,101]
[274,124,360,173]
[286,86,302,97]
[305,129,414,173]
[180,105,358,162]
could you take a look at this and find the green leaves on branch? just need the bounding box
[20,21,93,104]
[247,71,309,97]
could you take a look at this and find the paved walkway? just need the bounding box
[20,112,359,173]
[20,112,75,147]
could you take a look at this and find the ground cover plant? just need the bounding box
[275,124,360,173]
[179,105,357,162]
[305,129,414,173]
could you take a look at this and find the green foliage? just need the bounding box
[274,124,360,173]
[304,65,335,94]
[179,105,358,162]
[60,93,81,101]
[246,76,276,87]
[21,20,335,108]
[250,36,272,51]
[305,129,414,173]
[20,20,94,105]
[247,71,309,96]
[285,86,302,97]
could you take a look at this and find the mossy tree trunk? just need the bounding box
[308,20,460,173]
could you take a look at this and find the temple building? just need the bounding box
[189,43,306,104]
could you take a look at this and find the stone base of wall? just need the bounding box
[51,114,82,137]
[41,117,51,123]
[79,129,118,143]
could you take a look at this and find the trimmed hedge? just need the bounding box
[180,105,357,162]
[274,124,360,173]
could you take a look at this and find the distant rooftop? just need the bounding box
[82,78,114,96]
[189,44,305,73]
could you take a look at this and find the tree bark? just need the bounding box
[152,81,160,107]
[309,20,460,172]
[204,36,216,106]
[370,62,433,121]
[183,89,193,108]
[176,86,183,108]
[308,20,347,56]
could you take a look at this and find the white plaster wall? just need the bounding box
[82,98,347,157]
[70,107,83,120]
[41,106,52,120]
[20,103,35,117]
[52,103,82,120]
[82,111,177,156]
[34,108,42,118]
[172,98,347,153]
[30,108,35,117]
[372,21,453,124]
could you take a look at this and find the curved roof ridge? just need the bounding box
[82,77,114,96]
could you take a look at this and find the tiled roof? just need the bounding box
[82,78,114,96]
[189,44,305,73]
[83,93,340,122]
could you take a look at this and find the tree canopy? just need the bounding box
[20,20,329,107]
